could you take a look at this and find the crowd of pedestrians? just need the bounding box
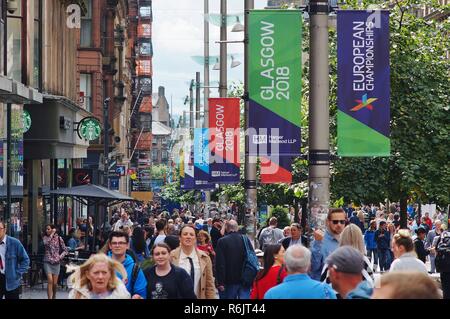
[0,201,449,300]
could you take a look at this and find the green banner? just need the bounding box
[248,10,302,156]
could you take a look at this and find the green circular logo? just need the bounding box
[78,117,101,141]
[23,110,31,133]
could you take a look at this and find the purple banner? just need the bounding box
[337,10,390,156]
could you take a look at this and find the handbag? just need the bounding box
[241,235,258,288]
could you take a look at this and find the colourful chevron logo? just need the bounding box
[350,94,378,112]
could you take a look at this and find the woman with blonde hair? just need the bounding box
[321,224,374,286]
[390,229,428,273]
[67,253,130,299]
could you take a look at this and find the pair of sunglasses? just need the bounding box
[331,220,346,225]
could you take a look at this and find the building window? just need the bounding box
[33,0,42,89]
[139,6,152,19]
[137,24,151,37]
[80,73,92,112]
[6,0,23,82]
[161,150,168,161]
[152,149,158,162]
[139,77,152,92]
[80,0,92,47]
[139,42,152,56]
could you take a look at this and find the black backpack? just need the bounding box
[126,249,141,295]
[435,232,450,273]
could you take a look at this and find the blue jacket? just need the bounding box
[264,273,336,299]
[346,280,373,299]
[364,229,377,250]
[310,230,339,280]
[4,236,30,291]
[107,252,147,298]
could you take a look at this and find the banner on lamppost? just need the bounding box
[337,10,390,156]
[194,128,215,190]
[179,147,185,190]
[248,10,302,184]
[208,98,240,184]
[183,139,196,190]
[260,156,293,184]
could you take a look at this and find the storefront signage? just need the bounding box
[77,117,101,141]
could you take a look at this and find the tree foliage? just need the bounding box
[331,0,450,205]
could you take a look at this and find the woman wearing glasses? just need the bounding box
[390,229,428,273]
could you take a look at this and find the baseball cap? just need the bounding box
[325,246,364,274]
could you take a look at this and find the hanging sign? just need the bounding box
[77,117,101,141]
[337,10,390,156]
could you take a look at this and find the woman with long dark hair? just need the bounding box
[250,244,287,299]
[129,227,150,263]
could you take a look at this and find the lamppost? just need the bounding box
[243,0,257,244]
[103,97,110,188]
[308,0,331,230]
[5,103,12,224]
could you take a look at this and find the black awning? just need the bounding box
[0,185,23,199]
[48,184,134,205]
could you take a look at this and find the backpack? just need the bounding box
[126,249,142,295]
[435,232,450,273]
[241,235,259,288]
[260,227,276,251]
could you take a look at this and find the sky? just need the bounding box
[152,0,269,119]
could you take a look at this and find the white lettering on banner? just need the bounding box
[215,104,225,152]
[352,20,376,92]
[259,21,290,101]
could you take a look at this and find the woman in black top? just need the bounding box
[144,243,197,299]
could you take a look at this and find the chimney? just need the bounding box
[158,86,165,97]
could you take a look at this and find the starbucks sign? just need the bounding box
[23,110,32,133]
[77,117,101,141]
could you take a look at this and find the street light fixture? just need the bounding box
[230,55,241,68]
[231,16,245,32]
[212,57,220,70]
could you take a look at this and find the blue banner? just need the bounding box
[337,10,390,156]
[183,141,195,190]
[194,128,215,190]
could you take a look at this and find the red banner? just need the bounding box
[260,156,293,184]
[208,98,240,184]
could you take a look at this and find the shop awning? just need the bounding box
[48,184,134,206]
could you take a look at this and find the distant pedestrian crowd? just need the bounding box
[1,201,449,299]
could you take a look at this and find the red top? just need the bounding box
[250,265,288,299]
[197,243,215,257]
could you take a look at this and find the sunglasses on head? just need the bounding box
[331,220,346,225]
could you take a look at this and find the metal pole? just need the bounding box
[103,98,110,188]
[204,0,211,216]
[5,103,11,224]
[308,0,330,231]
[196,72,201,128]
[219,0,227,97]
[244,0,257,245]
[189,80,194,129]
